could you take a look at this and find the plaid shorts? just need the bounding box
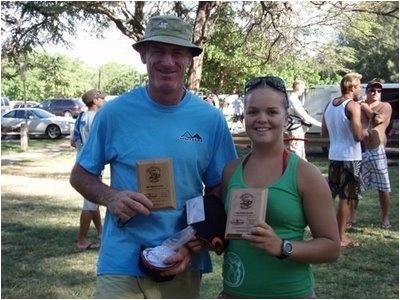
[361,146,391,192]
[328,160,362,200]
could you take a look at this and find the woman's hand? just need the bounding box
[242,222,282,256]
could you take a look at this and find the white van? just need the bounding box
[303,83,399,150]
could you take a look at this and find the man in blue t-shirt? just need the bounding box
[70,15,237,298]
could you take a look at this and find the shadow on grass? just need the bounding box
[1,192,99,298]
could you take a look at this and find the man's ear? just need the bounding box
[140,51,146,64]
[187,56,194,68]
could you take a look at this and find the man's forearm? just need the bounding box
[70,163,115,206]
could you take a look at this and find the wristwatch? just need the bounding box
[277,239,293,259]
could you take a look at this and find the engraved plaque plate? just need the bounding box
[136,158,176,210]
[225,188,268,239]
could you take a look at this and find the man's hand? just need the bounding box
[160,246,193,277]
[108,191,153,221]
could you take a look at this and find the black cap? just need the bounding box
[366,80,383,90]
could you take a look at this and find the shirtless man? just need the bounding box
[350,80,393,229]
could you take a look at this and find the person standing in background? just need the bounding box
[231,94,244,131]
[321,73,368,249]
[349,80,392,229]
[71,89,106,250]
[287,80,321,160]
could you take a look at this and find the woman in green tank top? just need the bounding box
[220,77,340,298]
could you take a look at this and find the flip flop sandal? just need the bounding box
[77,242,100,251]
[381,223,392,229]
[341,241,360,249]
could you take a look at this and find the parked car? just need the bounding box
[1,108,76,139]
[1,96,11,115]
[303,83,399,151]
[38,98,86,118]
[12,101,39,109]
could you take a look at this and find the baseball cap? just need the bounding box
[132,15,203,57]
[82,89,107,106]
[366,80,383,90]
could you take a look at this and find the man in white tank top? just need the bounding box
[321,73,368,249]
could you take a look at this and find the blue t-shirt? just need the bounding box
[77,87,237,276]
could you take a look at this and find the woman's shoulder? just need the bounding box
[223,157,243,176]
[296,158,326,188]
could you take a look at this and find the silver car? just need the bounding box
[1,108,75,139]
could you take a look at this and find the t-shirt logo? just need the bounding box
[180,131,202,142]
[223,251,245,288]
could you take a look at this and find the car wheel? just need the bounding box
[46,124,62,139]
[64,111,73,118]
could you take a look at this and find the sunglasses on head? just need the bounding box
[244,76,287,94]
[244,76,289,108]
[368,88,382,94]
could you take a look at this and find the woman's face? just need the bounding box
[244,86,288,145]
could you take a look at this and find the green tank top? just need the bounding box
[222,152,314,298]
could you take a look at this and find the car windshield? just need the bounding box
[32,109,56,118]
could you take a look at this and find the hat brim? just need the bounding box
[132,36,203,57]
[367,83,383,89]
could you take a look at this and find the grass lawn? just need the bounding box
[1,139,398,298]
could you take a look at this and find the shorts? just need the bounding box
[361,146,391,192]
[96,272,201,299]
[328,160,362,200]
[287,126,306,160]
[82,198,99,211]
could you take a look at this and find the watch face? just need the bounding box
[284,240,293,254]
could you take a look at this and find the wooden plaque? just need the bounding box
[136,158,176,210]
[225,188,268,239]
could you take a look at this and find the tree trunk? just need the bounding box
[20,123,29,151]
[187,1,221,91]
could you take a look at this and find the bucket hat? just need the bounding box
[132,15,203,57]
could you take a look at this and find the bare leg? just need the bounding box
[379,190,391,227]
[77,210,99,249]
[92,208,103,239]
[337,199,351,247]
[349,199,359,225]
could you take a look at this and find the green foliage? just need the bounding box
[0,52,144,101]
[1,1,398,99]
[1,1,109,60]
[336,1,399,82]
[98,63,141,95]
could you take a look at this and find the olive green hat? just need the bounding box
[132,15,203,57]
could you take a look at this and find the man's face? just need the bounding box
[141,42,193,95]
[298,84,305,96]
[366,85,382,103]
[352,79,362,100]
